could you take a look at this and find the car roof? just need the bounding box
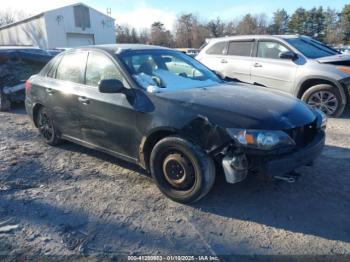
[0,47,52,56]
[207,34,301,43]
[0,46,44,50]
[74,44,171,55]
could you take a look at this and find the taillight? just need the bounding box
[25,80,31,94]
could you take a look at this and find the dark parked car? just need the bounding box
[0,47,54,111]
[25,44,327,203]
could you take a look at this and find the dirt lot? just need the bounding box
[0,105,349,259]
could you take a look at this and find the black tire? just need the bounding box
[301,84,345,117]
[35,107,61,145]
[0,90,11,112]
[150,136,215,203]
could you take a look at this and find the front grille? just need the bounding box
[286,120,317,148]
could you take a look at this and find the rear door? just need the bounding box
[77,50,137,160]
[48,51,88,139]
[251,40,298,93]
[222,40,254,83]
[198,41,228,74]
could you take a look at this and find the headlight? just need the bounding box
[314,109,327,130]
[227,129,295,150]
[336,66,350,75]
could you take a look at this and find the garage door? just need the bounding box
[66,33,95,47]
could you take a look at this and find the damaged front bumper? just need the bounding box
[261,131,325,177]
[221,131,325,183]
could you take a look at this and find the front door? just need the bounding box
[251,40,298,93]
[78,51,137,160]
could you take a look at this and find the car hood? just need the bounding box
[156,83,316,130]
[317,54,350,65]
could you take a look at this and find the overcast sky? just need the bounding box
[3,0,349,30]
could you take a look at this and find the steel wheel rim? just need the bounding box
[162,151,196,190]
[308,91,338,115]
[38,110,54,141]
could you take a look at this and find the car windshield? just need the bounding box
[285,38,339,59]
[118,49,222,93]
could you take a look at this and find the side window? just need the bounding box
[164,55,204,78]
[85,52,123,87]
[228,41,253,56]
[46,56,61,78]
[257,41,289,59]
[206,41,227,55]
[56,52,87,83]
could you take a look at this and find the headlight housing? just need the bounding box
[314,109,327,130]
[336,66,350,75]
[227,129,295,150]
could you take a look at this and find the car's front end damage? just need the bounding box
[152,82,327,184]
[215,110,327,183]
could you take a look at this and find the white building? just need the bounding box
[0,3,115,49]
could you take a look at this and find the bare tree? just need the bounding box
[139,29,150,44]
[0,9,29,27]
[175,13,210,48]
[224,21,237,36]
[150,22,174,47]
[207,17,225,37]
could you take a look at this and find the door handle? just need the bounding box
[254,63,262,68]
[221,59,228,64]
[46,88,54,94]
[78,97,90,104]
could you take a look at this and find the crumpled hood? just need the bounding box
[317,54,350,65]
[156,83,316,130]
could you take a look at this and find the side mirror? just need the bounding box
[98,79,125,93]
[279,51,298,60]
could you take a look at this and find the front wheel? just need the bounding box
[150,136,216,203]
[301,84,345,117]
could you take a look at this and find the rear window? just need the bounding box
[227,41,253,56]
[206,41,227,55]
[56,52,87,84]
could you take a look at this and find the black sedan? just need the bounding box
[25,44,326,203]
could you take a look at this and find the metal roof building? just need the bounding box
[0,3,115,49]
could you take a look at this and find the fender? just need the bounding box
[294,75,348,105]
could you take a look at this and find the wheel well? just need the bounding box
[141,130,176,170]
[32,103,43,127]
[297,79,336,99]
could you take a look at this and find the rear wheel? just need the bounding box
[150,136,215,203]
[0,90,11,112]
[35,107,61,145]
[301,84,345,117]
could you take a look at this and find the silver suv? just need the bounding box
[197,35,350,117]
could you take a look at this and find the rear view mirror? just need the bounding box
[162,57,172,63]
[279,51,298,60]
[98,79,125,93]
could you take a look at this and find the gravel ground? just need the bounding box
[0,105,349,259]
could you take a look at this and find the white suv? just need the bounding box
[197,35,350,117]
